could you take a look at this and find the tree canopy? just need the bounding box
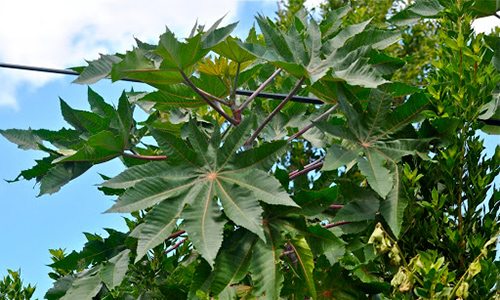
[1,0,500,299]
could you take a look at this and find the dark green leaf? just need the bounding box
[210,230,256,295]
[73,54,122,84]
[99,249,131,289]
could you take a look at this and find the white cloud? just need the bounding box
[0,0,240,109]
[304,0,325,10]
[1,1,498,110]
[472,14,500,34]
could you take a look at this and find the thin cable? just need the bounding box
[0,62,499,126]
[0,62,321,103]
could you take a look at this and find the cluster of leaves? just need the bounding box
[2,0,500,299]
[0,270,36,300]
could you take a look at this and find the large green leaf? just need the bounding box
[45,276,75,300]
[389,0,445,26]
[251,228,284,299]
[471,0,500,17]
[104,117,295,266]
[60,99,110,136]
[72,54,122,84]
[131,196,185,262]
[139,87,206,109]
[334,183,379,223]
[61,270,102,300]
[316,84,429,236]
[379,165,409,237]
[50,230,127,271]
[38,162,92,196]
[87,87,115,118]
[99,249,131,289]
[239,10,399,86]
[209,229,256,295]
[54,131,123,163]
[288,237,317,299]
[0,128,43,150]
[213,36,257,63]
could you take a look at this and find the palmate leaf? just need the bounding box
[50,229,128,271]
[239,9,400,86]
[389,0,445,26]
[72,54,122,84]
[213,35,257,63]
[251,225,284,299]
[288,237,317,299]
[209,229,256,295]
[99,249,131,289]
[73,17,236,87]
[39,162,92,196]
[130,196,185,262]
[316,83,429,236]
[103,117,296,266]
[60,270,102,300]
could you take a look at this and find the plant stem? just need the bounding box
[231,62,241,101]
[288,158,324,180]
[324,220,352,229]
[167,230,186,240]
[166,237,188,254]
[288,103,339,141]
[180,70,238,126]
[448,252,483,300]
[244,77,305,148]
[197,88,231,107]
[236,68,282,112]
[122,151,168,161]
[329,205,344,210]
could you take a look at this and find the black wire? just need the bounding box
[0,62,499,126]
[0,62,319,102]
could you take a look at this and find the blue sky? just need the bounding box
[0,1,498,298]
[0,1,283,297]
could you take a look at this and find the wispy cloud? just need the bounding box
[0,0,240,109]
[472,15,500,34]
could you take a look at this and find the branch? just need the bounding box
[323,220,352,229]
[180,70,238,126]
[288,103,339,141]
[166,230,186,240]
[329,205,344,210]
[288,158,324,180]
[165,237,188,254]
[236,68,282,112]
[244,77,305,148]
[122,151,168,161]
[197,88,231,107]
[231,62,241,101]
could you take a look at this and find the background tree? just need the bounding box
[1,0,499,299]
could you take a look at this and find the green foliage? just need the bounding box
[2,1,500,299]
[0,270,36,300]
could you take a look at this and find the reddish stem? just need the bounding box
[180,70,238,126]
[324,221,352,229]
[236,68,282,112]
[329,205,344,210]
[166,230,186,240]
[244,77,305,148]
[122,151,167,161]
[166,237,188,254]
[288,103,339,141]
[288,159,324,180]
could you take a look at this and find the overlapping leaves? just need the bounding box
[102,117,296,266]
[316,83,429,236]
[0,88,134,195]
[73,17,237,87]
[238,6,401,87]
